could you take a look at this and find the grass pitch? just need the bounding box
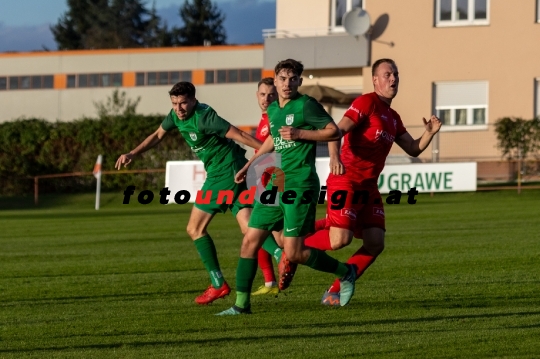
[0,190,539,358]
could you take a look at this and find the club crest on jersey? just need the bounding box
[341,208,357,220]
[285,114,294,125]
[260,125,268,137]
[189,132,197,141]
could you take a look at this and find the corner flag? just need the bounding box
[94,155,102,210]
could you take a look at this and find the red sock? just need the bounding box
[328,246,377,293]
[258,247,276,283]
[314,218,327,231]
[304,229,333,251]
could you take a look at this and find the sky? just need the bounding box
[0,0,276,52]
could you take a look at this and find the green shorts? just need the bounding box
[195,162,253,216]
[248,188,318,237]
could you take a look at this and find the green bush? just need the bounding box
[0,116,195,196]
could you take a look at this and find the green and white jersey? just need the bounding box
[161,102,246,178]
[267,94,333,188]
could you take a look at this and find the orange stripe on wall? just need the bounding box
[192,70,205,85]
[262,69,274,79]
[123,72,135,87]
[54,74,66,89]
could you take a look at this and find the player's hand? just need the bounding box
[115,153,134,170]
[423,115,442,134]
[278,126,301,140]
[235,166,248,183]
[330,156,345,175]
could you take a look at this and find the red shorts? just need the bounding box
[324,176,385,238]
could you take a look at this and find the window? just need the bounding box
[0,77,6,90]
[205,70,214,84]
[79,74,88,87]
[434,81,488,129]
[331,0,363,29]
[112,73,122,86]
[9,77,18,89]
[67,75,76,88]
[136,72,145,86]
[436,0,489,26]
[537,0,540,22]
[32,76,42,89]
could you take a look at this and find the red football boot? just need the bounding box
[195,282,231,305]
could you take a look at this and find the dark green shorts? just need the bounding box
[248,188,317,237]
[194,162,253,216]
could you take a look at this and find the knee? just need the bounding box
[364,237,385,256]
[330,231,353,250]
[285,250,304,263]
[186,224,202,240]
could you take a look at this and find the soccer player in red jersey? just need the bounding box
[251,77,284,296]
[303,58,443,306]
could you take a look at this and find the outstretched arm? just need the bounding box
[395,115,442,157]
[234,135,275,183]
[225,125,263,150]
[115,125,168,169]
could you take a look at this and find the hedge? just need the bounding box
[0,115,196,196]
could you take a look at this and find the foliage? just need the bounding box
[0,116,196,195]
[94,89,141,118]
[51,0,175,49]
[495,117,540,160]
[175,0,227,46]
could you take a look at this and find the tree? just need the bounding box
[495,117,540,160]
[51,0,174,49]
[93,89,141,118]
[175,0,227,46]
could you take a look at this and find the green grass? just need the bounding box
[1,190,539,358]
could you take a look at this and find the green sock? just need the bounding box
[194,235,224,288]
[262,235,282,262]
[305,248,349,277]
[235,257,258,309]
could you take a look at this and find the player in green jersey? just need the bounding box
[217,59,358,315]
[116,82,266,305]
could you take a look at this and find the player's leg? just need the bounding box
[217,203,282,315]
[322,190,385,306]
[304,179,356,251]
[234,205,281,295]
[278,192,357,305]
[186,206,231,304]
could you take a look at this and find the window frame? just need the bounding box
[435,0,490,27]
[434,81,489,131]
[330,0,365,32]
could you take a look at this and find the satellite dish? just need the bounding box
[342,8,371,36]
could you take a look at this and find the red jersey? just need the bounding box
[334,92,407,186]
[255,113,270,152]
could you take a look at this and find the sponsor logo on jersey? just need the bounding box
[286,114,294,125]
[373,207,385,217]
[341,208,357,220]
[260,125,268,137]
[375,129,395,143]
[273,136,296,150]
[381,114,388,120]
[348,106,360,114]
[189,132,197,141]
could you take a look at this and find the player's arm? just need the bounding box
[234,135,275,183]
[225,125,263,150]
[395,115,442,157]
[115,125,168,169]
[328,116,358,175]
[279,121,341,142]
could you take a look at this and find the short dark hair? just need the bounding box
[258,77,275,88]
[274,59,304,77]
[372,58,397,76]
[169,82,196,98]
